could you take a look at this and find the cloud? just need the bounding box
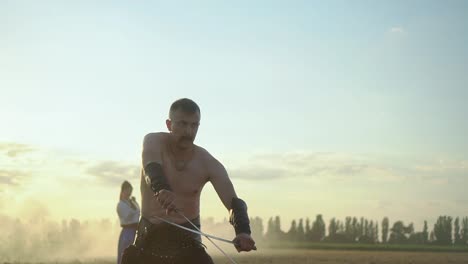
[0,142,35,158]
[413,159,468,173]
[231,152,468,186]
[0,141,142,188]
[409,159,468,187]
[85,161,140,185]
[389,26,405,34]
[0,169,31,186]
[230,152,406,183]
[229,167,288,181]
[377,200,394,210]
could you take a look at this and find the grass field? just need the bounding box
[265,242,468,252]
[4,249,468,264]
[212,249,468,264]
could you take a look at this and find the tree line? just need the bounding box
[249,215,468,246]
[1,214,467,261]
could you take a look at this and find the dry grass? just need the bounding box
[3,249,468,264]
[211,249,468,264]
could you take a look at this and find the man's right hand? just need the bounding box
[154,189,177,215]
[233,233,257,252]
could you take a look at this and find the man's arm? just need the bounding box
[142,133,174,212]
[208,158,237,210]
[142,133,169,191]
[208,157,256,252]
[142,133,163,168]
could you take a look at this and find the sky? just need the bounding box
[1,0,468,232]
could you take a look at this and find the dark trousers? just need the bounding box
[140,247,214,264]
[132,217,214,264]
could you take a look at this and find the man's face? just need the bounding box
[166,110,201,149]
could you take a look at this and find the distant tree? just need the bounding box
[305,218,311,235]
[287,220,297,241]
[433,216,453,245]
[297,218,305,241]
[265,217,274,239]
[388,221,414,244]
[462,217,468,245]
[325,218,351,243]
[382,217,389,243]
[359,219,376,244]
[359,217,365,238]
[374,222,379,243]
[364,219,369,238]
[422,220,429,244]
[266,216,285,240]
[69,218,81,237]
[309,214,326,242]
[328,218,339,238]
[337,219,345,233]
[454,217,461,245]
[408,232,425,244]
[344,217,352,241]
[429,231,435,243]
[406,222,427,245]
[370,220,376,243]
[61,219,68,237]
[274,216,282,233]
[388,221,405,244]
[257,217,265,237]
[250,217,264,240]
[352,217,359,242]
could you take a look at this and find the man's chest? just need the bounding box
[163,160,208,196]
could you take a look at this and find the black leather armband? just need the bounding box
[229,197,251,235]
[144,162,171,193]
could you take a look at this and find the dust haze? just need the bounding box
[0,202,244,262]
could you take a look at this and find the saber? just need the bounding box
[154,215,235,245]
[174,210,239,264]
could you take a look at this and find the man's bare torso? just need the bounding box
[141,132,211,224]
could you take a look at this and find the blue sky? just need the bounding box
[1,1,467,231]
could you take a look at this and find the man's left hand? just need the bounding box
[154,189,177,214]
[233,233,256,252]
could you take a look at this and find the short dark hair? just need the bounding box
[169,98,201,118]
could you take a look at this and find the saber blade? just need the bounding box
[175,210,239,264]
[155,215,235,245]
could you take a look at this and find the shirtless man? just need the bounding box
[133,98,256,263]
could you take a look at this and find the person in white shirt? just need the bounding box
[116,180,140,264]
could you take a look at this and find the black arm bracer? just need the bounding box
[229,197,251,235]
[144,162,171,193]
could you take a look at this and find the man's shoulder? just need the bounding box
[144,132,168,139]
[143,132,168,144]
[195,145,211,159]
[195,145,222,166]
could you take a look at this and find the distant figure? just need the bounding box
[117,180,140,264]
